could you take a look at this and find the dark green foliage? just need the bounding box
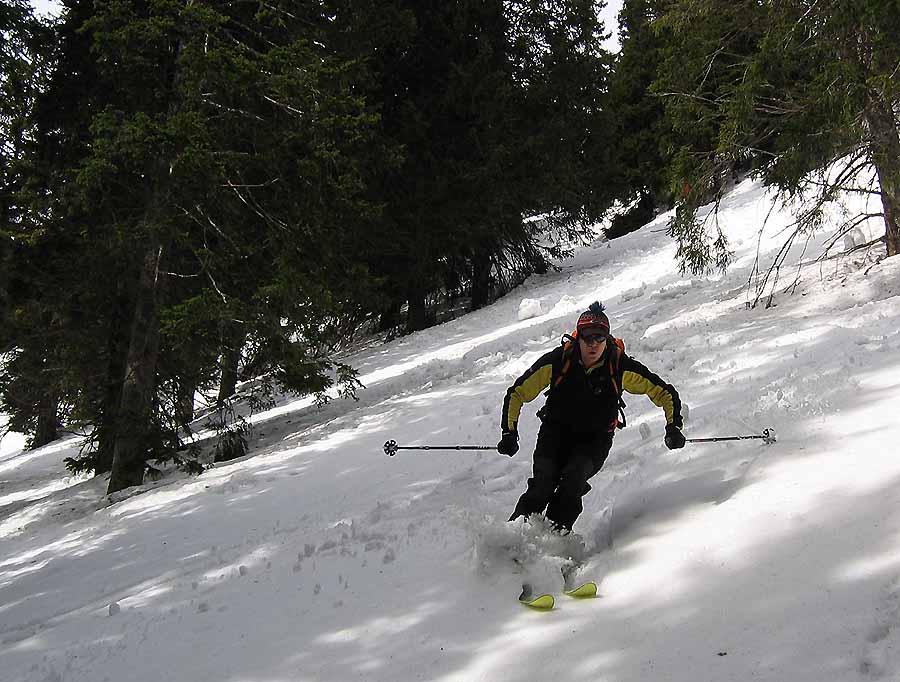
[654,0,900,278]
[649,0,767,273]
[1,1,59,449]
[10,1,896,495]
[3,1,617,490]
[338,0,611,330]
[208,402,250,464]
[4,0,390,491]
[603,0,674,214]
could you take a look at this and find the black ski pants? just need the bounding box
[509,422,613,531]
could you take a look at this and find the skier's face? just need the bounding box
[578,332,607,367]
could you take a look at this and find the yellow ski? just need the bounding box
[564,581,598,598]
[519,585,555,610]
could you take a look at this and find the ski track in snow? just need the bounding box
[2,177,900,681]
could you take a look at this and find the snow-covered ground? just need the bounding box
[2,177,900,682]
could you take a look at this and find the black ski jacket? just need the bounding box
[501,341,682,434]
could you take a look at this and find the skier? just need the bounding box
[498,302,685,532]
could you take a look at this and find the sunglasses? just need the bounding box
[579,333,607,346]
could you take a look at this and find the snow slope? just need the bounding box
[2,177,900,682]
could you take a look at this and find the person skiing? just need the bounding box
[498,302,685,532]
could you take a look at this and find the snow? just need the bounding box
[2,176,900,682]
[517,298,545,321]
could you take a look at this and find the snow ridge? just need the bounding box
[2,177,900,682]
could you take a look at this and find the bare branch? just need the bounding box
[263,94,305,117]
[201,97,266,122]
[226,182,289,231]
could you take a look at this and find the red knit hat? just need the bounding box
[576,301,610,335]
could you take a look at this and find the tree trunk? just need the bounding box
[29,313,63,450]
[470,253,492,310]
[95,287,132,474]
[866,96,900,257]
[217,324,244,405]
[94,413,118,475]
[405,281,427,334]
[875,160,900,257]
[30,392,59,449]
[377,299,402,333]
[107,244,163,494]
[175,378,195,427]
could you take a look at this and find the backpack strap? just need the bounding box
[553,332,577,389]
[607,337,628,430]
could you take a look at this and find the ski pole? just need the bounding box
[686,428,777,445]
[383,440,495,457]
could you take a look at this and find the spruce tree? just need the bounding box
[655,0,900,281]
[1,1,60,449]
[337,0,611,330]
[5,0,387,491]
[604,0,674,225]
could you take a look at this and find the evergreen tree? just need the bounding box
[3,0,617,488]
[505,0,612,259]
[338,0,611,331]
[653,0,767,274]
[1,1,59,448]
[749,0,900,261]
[604,0,673,223]
[655,0,900,281]
[4,0,386,491]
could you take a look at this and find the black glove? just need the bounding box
[664,424,686,450]
[497,430,519,456]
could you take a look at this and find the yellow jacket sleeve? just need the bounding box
[620,355,683,428]
[500,348,558,432]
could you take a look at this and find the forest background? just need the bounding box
[1,0,898,494]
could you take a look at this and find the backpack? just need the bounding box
[549,330,628,430]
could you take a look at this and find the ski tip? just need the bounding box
[519,593,555,610]
[519,584,555,610]
[564,581,598,598]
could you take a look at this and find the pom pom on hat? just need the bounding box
[576,301,610,335]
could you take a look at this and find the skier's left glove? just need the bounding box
[664,424,686,450]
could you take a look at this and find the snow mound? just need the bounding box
[517,298,544,320]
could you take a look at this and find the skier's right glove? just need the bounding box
[497,430,519,456]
